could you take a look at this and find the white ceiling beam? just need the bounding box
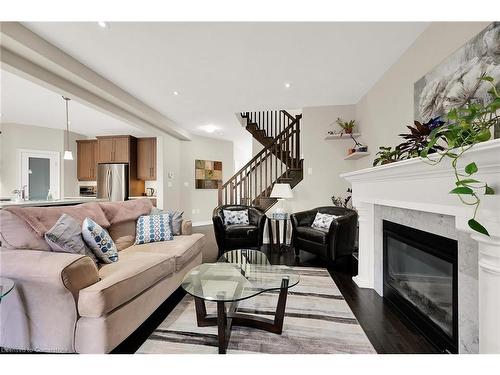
[0,22,191,140]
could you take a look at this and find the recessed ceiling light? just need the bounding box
[200,124,219,134]
[284,82,291,88]
[97,21,107,28]
[173,91,179,96]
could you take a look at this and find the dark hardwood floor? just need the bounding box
[113,227,439,354]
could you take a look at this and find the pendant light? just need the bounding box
[63,96,73,160]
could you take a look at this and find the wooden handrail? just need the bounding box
[220,110,302,209]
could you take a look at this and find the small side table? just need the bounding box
[268,216,291,253]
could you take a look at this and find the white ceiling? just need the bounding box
[9,22,428,143]
[0,69,147,137]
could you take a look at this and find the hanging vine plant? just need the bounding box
[420,76,500,236]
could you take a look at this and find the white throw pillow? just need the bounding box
[311,212,340,231]
[135,213,173,244]
[82,217,118,263]
[223,209,249,226]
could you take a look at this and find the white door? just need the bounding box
[17,149,60,200]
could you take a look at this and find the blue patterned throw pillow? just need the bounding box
[82,217,118,263]
[135,214,173,245]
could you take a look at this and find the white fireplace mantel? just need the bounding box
[341,138,500,354]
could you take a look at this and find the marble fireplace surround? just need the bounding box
[341,139,500,354]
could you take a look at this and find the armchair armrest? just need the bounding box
[291,209,317,228]
[181,219,192,235]
[327,210,358,258]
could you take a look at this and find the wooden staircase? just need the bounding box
[218,110,303,211]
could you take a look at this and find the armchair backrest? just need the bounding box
[213,205,265,226]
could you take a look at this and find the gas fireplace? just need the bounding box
[383,220,458,353]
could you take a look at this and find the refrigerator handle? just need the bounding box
[107,168,111,199]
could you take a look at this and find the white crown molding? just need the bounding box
[0,22,191,141]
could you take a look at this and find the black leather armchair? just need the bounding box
[213,205,267,256]
[291,206,358,262]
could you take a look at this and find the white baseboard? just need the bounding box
[192,220,212,227]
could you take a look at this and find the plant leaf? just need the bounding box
[464,162,478,175]
[450,186,474,195]
[480,76,494,82]
[455,179,480,186]
[468,219,489,236]
[485,185,495,195]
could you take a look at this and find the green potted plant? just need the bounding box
[336,117,356,134]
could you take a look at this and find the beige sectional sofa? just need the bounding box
[0,200,205,353]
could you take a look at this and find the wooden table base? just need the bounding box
[193,278,290,354]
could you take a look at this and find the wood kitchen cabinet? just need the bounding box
[137,137,157,180]
[76,139,98,181]
[97,136,131,163]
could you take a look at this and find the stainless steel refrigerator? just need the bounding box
[97,164,129,201]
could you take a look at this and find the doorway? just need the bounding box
[17,149,60,200]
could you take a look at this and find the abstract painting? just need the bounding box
[195,159,222,189]
[414,22,500,129]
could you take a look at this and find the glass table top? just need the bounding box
[182,250,299,302]
[0,278,15,299]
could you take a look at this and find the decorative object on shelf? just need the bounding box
[373,146,405,166]
[270,183,294,215]
[331,188,352,209]
[414,22,500,125]
[397,117,446,157]
[195,159,222,189]
[335,117,356,134]
[373,117,446,167]
[420,76,499,236]
[62,96,73,161]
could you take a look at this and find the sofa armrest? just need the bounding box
[0,249,99,299]
[327,211,358,259]
[181,219,192,235]
[0,249,99,352]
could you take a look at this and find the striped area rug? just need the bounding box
[137,267,376,354]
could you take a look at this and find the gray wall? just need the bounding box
[0,122,83,198]
[355,22,490,170]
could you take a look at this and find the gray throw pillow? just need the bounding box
[45,214,98,264]
[168,210,184,235]
[149,207,184,235]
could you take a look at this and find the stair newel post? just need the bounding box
[296,115,301,168]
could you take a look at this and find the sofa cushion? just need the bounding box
[5,202,110,237]
[78,251,175,318]
[0,210,51,251]
[295,226,329,244]
[45,214,98,264]
[108,220,136,251]
[225,224,259,239]
[124,233,205,272]
[82,218,118,264]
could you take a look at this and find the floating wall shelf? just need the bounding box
[344,151,371,160]
[325,133,360,140]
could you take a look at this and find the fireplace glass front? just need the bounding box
[383,220,458,353]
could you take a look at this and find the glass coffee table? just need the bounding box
[182,249,299,354]
[0,278,15,302]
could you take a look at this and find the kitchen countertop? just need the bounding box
[128,196,157,199]
[0,197,109,209]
